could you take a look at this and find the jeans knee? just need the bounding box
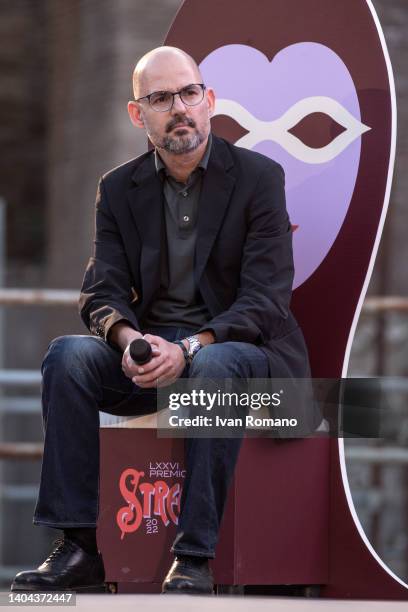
[41,335,103,378]
[189,343,247,378]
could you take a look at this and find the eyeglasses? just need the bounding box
[135,83,206,112]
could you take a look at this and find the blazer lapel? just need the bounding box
[127,154,163,309]
[195,137,236,284]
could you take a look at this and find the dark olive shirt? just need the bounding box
[141,135,213,329]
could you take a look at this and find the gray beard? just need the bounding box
[161,131,205,155]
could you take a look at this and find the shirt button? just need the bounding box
[182,191,188,197]
[183,215,190,222]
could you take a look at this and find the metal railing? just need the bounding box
[0,288,78,306]
[0,288,407,311]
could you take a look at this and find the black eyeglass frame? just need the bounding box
[135,83,206,112]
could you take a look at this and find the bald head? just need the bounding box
[132,46,202,99]
[128,45,215,157]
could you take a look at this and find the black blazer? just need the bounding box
[79,135,321,434]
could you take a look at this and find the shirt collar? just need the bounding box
[154,133,213,180]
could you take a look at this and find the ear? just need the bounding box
[127,101,145,129]
[205,87,216,118]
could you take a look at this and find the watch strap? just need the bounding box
[173,340,189,364]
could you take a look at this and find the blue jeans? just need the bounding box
[33,325,269,558]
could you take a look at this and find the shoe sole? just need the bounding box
[10,583,108,593]
[162,588,214,596]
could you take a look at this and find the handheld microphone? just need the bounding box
[129,338,152,365]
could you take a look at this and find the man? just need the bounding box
[12,46,319,595]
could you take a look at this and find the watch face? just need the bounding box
[188,336,201,357]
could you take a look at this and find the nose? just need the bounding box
[171,92,187,113]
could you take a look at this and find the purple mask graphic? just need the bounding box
[200,42,370,289]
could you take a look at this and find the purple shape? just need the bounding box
[200,43,363,288]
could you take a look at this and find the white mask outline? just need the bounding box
[214,96,371,164]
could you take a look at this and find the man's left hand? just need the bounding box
[129,334,186,388]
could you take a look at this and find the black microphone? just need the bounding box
[129,338,152,365]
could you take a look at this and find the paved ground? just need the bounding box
[2,593,408,611]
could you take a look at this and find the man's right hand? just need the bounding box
[121,339,161,380]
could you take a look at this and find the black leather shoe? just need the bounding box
[162,555,214,595]
[11,538,106,592]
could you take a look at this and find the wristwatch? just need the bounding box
[185,335,202,363]
[173,335,203,365]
